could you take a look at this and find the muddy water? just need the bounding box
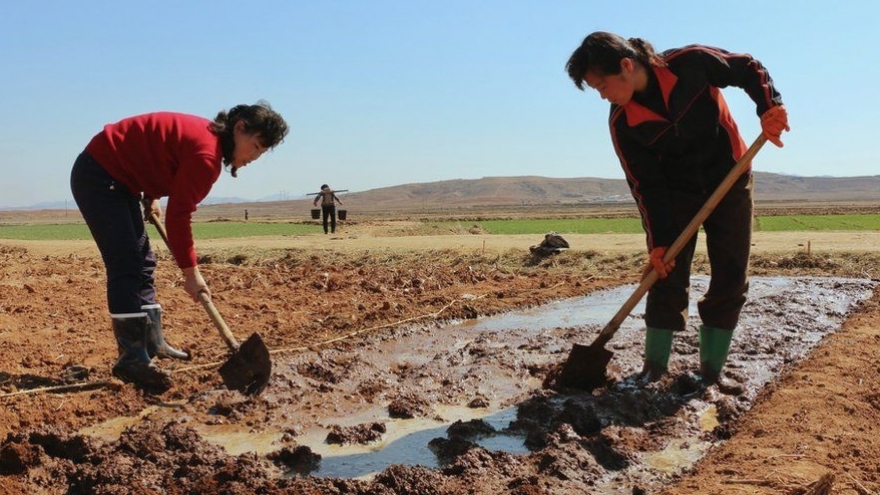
[291,405,529,479]
[82,276,875,486]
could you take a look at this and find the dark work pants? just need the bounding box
[645,173,753,332]
[321,205,336,233]
[70,152,157,315]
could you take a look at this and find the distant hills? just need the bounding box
[6,172,880,211]
[751,173,880,201]
[313,172,880,210]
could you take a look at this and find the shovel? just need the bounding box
[147,213,272,396]
[555,135,767,391]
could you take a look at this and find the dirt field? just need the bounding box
[1,220,880,494]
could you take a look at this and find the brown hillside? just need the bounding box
[127,173,880,222]
[4,173,880,224]
[355,176,633,208]
[308,173,880,211]
[262,173,880,217]
[754,172,880,200]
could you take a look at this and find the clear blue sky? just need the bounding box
[1,1,876,208]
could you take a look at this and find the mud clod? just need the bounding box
[429,436,478,464]
[374,464,449,495]
[447,419,494,438]
[0,442,40,474]
[268,445,321,475]
[326,422,387,445]
[388,393,431,419]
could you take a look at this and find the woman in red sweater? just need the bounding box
[70,102,288,392]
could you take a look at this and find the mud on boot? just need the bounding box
[634,362,668,386]
[698,325,743,394]
[637,327,674,384]
[112,314,172,392]
[142,304,190,360]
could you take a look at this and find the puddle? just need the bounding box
[192,424,285,457]
[295,405,527,479]
[80,276,876,486]
[79,405,163,442]
[699,405,720,431]
[642,437,712,473]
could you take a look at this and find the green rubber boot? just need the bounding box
[699,325,734,385]
[640,327,674,382]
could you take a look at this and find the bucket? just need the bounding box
[310,208,320,220]
[338,209,347,221]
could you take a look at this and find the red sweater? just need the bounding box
[85,112,224,268]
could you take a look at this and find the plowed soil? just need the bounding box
[1,223,880,494]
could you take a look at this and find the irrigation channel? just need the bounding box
[82,275,875,489]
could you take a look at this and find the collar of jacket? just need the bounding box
[620,66,678,127]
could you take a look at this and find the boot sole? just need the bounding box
[112,366,172,393]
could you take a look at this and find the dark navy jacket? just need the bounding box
[608,45,783,249]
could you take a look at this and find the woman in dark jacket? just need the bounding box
[70,102,288,392]
[565,32,789,385]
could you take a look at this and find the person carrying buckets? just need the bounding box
[313,184,344,234]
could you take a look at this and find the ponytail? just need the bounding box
[627,37,666,68]
[566,32,665,90]
[210,100,289,174]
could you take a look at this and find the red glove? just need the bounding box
[646,247,675,279]
[761,105,789,148]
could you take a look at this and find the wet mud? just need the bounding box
[1,246,879,494]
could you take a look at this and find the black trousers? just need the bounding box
[70,152,157,314]
[321,205,336,233]
[645,173,753,332]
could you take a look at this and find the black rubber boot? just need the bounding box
[112,314,171,392]
[142,304,190,360]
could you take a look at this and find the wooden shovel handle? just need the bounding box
[146,212,240,352]
[197,292,240,351]
[592,134,768,347]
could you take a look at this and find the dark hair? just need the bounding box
[565,32,665,90]
[320,184,329,190]
[211,100,290,174]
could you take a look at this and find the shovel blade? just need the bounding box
[218,332,272,396]
[555,342,614,391]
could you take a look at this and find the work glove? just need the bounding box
[644,246,675,280]
[760,105,789,148]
